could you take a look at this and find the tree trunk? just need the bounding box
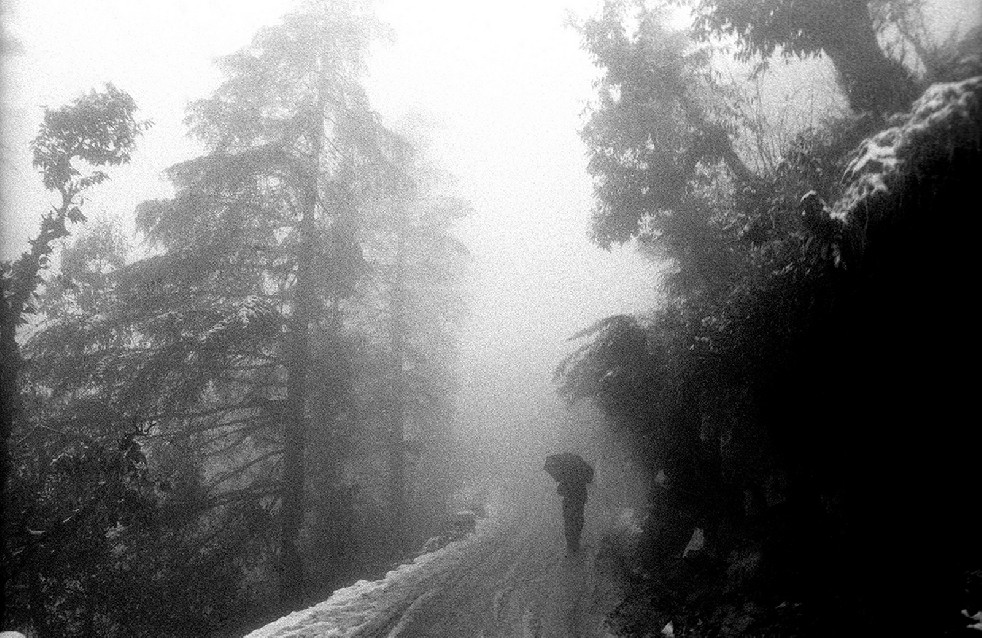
[278,111,322,609]
[2,191,76,625]
[388,228,409,554]
[0,313,17,612]
[806,0,919,114]
[280,291,309,608]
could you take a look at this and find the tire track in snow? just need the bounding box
[366,497,620,638]
[246,489,624,638]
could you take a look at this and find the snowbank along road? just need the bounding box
[245,478,626,638]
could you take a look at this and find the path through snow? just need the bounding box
[244,481,624,638]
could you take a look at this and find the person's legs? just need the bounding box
[562,498,585,552]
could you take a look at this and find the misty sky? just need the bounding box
[6,0,975,464]
[0,0,660,459]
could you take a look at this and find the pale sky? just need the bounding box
[10,0,973,462]
[3,0,979,461]
[0,0,661,456]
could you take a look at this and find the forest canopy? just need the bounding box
[1,0,980,636]
[559,0,982,634]
[2,2,471,636]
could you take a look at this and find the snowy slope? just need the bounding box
[243,483,626,638]
[243,520,501,638]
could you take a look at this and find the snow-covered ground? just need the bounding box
[244,519,503,638]
[244,482,627,638]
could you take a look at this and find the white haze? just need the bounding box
[365,1,663,479]
[5,0,973,516]
[0,0,660,511]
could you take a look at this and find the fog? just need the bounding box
[6,1,982,634]
[0,0,660,516]
[5,0,977,516]
[364,1,663,493]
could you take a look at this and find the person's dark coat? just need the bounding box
[544,453,594,552]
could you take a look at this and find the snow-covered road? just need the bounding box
[245,483,624,638]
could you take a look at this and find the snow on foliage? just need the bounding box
[199,295,277,343]
[243,521,494,638]
[832,76,982,236]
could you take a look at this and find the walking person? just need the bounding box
[544,453,594,554]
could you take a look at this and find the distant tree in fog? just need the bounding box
[358,124,471,552]
[687,0,921,113]
[12,1,432,632]
[10,2,474,632]
[577,1,753,299]
[118,0,397,610]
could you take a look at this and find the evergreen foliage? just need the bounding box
[686,0,921,113]
[3,4,470,635]
[1,85,150,636]
[566,1,982,634]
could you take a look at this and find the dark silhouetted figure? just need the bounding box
[544,453,594,554]
[799,190,847,268]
